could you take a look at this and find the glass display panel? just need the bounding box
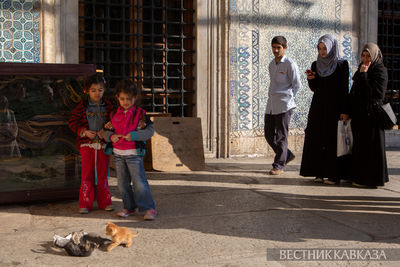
[0,76,85,193]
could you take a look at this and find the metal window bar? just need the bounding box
[378,0,400,126]
[79,0,195,117]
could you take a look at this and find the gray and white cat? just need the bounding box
[53,231,111,257]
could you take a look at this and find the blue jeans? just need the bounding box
[113,154,155,211]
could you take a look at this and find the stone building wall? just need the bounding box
[229,0,359,156]
[0,0,78,64]
[1,0,381,158]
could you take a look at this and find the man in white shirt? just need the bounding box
[265,36,301,175]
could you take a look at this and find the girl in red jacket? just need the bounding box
[69,74,113,214]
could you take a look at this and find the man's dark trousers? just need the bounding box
[264,109,294,170]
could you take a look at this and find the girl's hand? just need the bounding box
[360,62,371,72]
[340,113,349,122]
[122,134,132,141]
[97,129,104,139]
[104,121,113,130]
[305,70,316,80]
[84,130,97,139]
[111,134,123,143]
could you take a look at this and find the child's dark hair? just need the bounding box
[82,74,106,106]
[271,36,287,48]
[114,79,141,106]
[84,74,106,93]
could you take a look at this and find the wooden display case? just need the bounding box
[0,63,96,204]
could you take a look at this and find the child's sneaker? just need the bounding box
[104,205,114,211]
[144,209,157,220]
[79,208,89,214]
[117,208,137,218]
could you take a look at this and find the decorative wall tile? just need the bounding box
[238,46,251,130]
[251,30,260,129]
[0,0,40,63]
[229,0,358,139]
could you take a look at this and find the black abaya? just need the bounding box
[300,60,350,179]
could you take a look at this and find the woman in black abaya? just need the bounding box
[349,43,389,188]
[300,34,350,184]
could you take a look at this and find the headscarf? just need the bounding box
[316,34,341,77]
[361,42,383,65]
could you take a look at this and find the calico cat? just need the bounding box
[54,231,111,257]
[105,222,139,251]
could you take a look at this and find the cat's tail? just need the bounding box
[131,231,139,237]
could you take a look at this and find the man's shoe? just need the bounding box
[286,154,295,165]
[79,208,89,214]
[269,168,283,175]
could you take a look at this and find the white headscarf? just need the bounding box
[316,34,341,77]
[361,42,383,65]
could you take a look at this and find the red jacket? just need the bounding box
[69,99,113,146]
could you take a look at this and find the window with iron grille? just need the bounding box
[79,0,195,117]
[378,0,400,125]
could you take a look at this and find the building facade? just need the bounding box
[1,0,398,158]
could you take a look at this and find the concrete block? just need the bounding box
[150,117,205,171]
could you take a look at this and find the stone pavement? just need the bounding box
[1,150,400,267]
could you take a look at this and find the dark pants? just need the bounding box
[264,109,294,170]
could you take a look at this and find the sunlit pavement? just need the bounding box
[1,150,400,266]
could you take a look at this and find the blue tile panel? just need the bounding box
[0,0,40,63]
[229,0,357,134]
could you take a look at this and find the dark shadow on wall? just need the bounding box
[226,14,352,32]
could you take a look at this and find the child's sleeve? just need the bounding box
[129,115,155,141]
[102,101,115,142]
[68,102,85,136]
[102,130,115,142]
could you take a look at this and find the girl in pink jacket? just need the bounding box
[103,79,156,220]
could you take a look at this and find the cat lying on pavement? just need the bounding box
[53,231,111,257]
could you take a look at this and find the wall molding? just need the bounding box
[41,0,78,63]
[195,0,230,158]
[359,0,378,49]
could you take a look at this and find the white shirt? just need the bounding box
[266,55,301,115]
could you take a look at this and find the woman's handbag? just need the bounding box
[337,119,353,157]
[375,102,397,130]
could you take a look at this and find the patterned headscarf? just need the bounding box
[361,42,383,65]
[316,34,341,77]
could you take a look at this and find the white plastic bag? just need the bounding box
[337,119,353,157]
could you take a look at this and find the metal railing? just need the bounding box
[79,0,195,117]
[378,0,400,126]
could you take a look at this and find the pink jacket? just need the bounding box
[111,106,145,150]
